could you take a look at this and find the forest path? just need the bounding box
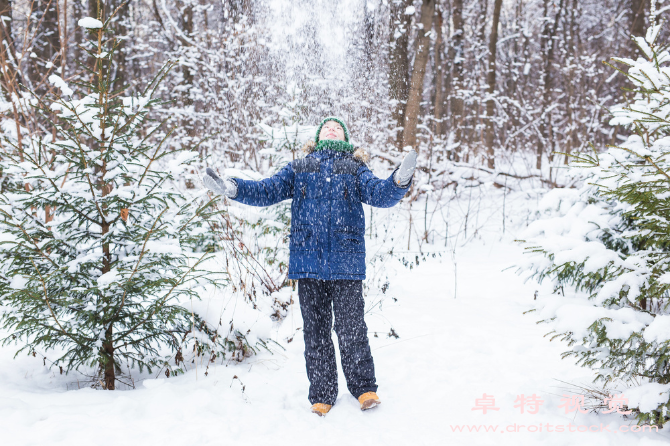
[0,239,668,445]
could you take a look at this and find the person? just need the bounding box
[203,116,416,417]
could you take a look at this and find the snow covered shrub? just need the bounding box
[520,19,670,427]
[0,16,228,389]
[210,121,312,324]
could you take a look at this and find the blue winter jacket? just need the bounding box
[230,149,412,280]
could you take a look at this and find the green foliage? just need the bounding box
[0,15,227,388]
[520,21,670,426]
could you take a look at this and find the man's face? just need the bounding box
[319,120,345,141]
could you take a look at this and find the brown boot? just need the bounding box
[358,392,381,411]
[311,403,332,417]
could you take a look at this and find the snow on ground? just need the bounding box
[1,191,670,445]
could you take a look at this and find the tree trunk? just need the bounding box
[0,0,14,100]
[537,0,564,170]
[401,0,436,152]
[181,2,194,103]
[564,0,578,163]
[179,0,196,143]
[536,0,549,170]
[433,8,445,138]
[100,136,114,390]
[103,324,115,389]
[389,0,413,148]
[362,2,376,127]
[72,0,85,69]
[0,0,12,49]
[485,0,503,169]
[476,0,488,46]
[88,0,129,93]
[630,0,648,62]
[450,0,465,161]
[41,0,60,62]
[0,0,23,161]
[31,0,60,92]
[111,0,130,94]
[92,18,114,387]
[101,147,114,389]
[630,0,646,40]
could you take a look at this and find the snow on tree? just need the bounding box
[520,12,670,427]
[0,15,228,389]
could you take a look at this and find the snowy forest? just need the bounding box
[2,0,670,443]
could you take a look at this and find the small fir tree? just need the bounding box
[520,13,670,427]
[0,14,226,389]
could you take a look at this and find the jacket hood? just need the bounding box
[300,139,370,164]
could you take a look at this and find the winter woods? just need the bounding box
[1,0,653,179]
[1,0,661,228]
[1,0,670,431]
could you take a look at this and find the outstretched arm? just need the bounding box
[358,150,415,208]
[358,167,412,208]
[228,162,295,207]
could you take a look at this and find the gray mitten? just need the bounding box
[203,167,238,198]
[394,149,417,187]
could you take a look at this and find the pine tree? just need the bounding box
[520,10,670,426]
[0,13,227,389]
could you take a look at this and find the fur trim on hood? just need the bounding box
[352,148,370,164]
[301,140,369,164]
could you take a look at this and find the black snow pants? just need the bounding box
[298,278,378,406]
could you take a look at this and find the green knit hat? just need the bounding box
[315,116,350,143]
[314,116,354,153]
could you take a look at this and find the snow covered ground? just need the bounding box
[1,191,669,445]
